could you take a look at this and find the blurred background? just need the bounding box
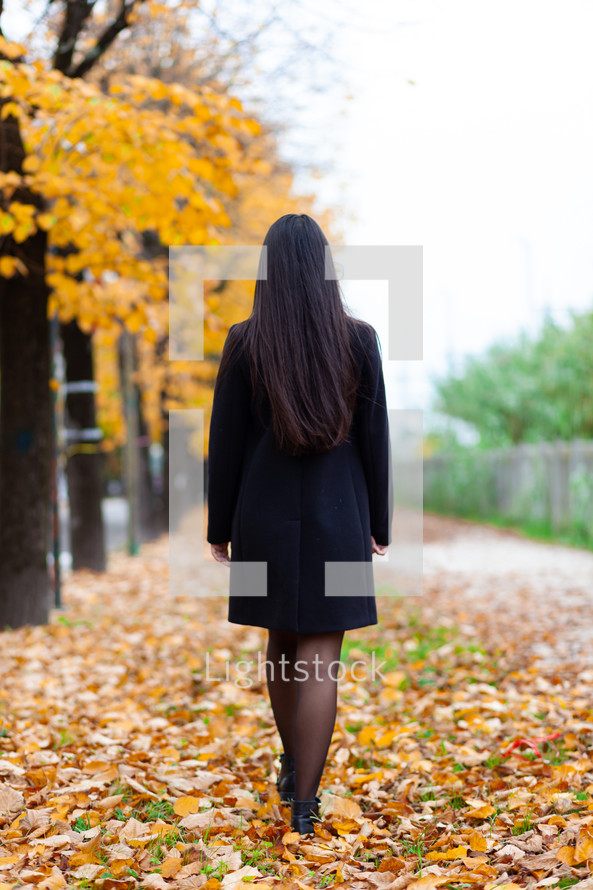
[2,0,593,626]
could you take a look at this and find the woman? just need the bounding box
[206,213,392,835]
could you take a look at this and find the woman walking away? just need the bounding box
[207,213,392,835]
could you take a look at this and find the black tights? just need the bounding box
[265,629,345,801]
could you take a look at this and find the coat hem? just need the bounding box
[227,617,379,633]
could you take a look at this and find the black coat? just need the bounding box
[206,319,393,633]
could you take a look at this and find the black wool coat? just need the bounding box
[206,319,393,634]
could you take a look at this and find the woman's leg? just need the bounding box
[266,628,345,801]
[293,630,345,801]
[266,629,299,759]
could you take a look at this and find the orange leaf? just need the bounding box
[574,827,593,864]
[377,857,406,873]
[357,726,377,746]
[331,818,360,835]
[173,796,201,816]
[351,771,383,785]
[484,884,523,890]
[161,858,182,877]
[445,845,468,859]
[469,832,488,851]
[466,803,496,819]
[555,845,576,865]
[426,844,467,861]
[407,876,450,889]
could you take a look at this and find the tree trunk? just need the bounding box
[136,380,158,542]
[0,106,52,629]
[118,329,140,553]
[60,319,106,571]
[152,361,169,537]
[158,423,169,535]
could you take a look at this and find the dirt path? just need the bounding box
[414,514,593,669]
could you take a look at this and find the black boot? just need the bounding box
[291,796,321,834]
[276,753,295,802]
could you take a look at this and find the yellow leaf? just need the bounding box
[0,102,22,120]
[466,803,496,819]
[37,213,58,231]
[331,818,360,835]
[574,826,593,863]
[443,845,467,859]
[324,795,362,819]
[410,759,433,773]
[0,36,26,58]
[110,859,134,877]
[0,256,27,277]
[427,845,467,861]
[125,309,144,333]
[235,797,259,810]
[9,201,36,219]
[357,725,377,746]
[383,670,407,687]
[0,214,15,235]
[282,831,301,844]
[37,872,67,889]
[469,831,488,851]
[23,154,41,173]
[0,856,21,866]
[189,158,215,180]
[148,0,172,14]
[376,729,397,747]
[484,884,523,890]
[407,876,450,889]
[555,845,576,865]
[173,795,201,817]
[161,858,182,877]
[244,118,262,135]
[351,771,383,786]
[67,851,102,868]
[13,221,36,243]
[377,857,406,873]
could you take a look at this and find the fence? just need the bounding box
[423,440,593,542]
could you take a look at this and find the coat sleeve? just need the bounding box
[206,325,251,545]
[356,325,393,547]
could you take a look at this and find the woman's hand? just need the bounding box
[211,542,231,567]
[371,535,388,556]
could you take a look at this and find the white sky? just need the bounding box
[289,0,593,416]
[6,0,593,422]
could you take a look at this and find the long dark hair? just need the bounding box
[217,213,370,456]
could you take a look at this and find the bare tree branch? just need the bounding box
[69,0,148,78]
[53,0,96,73]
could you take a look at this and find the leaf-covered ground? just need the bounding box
[1,515,593,890]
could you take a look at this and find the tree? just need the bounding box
[433,311,593,448]
[0,20,261,628]
[82,5,341,535]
